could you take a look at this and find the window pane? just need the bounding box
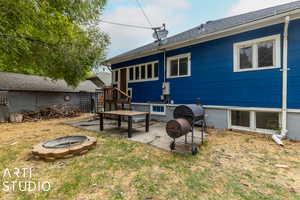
[154,63,159,78]
[239,46,253,69]
[141,65,146,79]
[147,64,152,79]
[179,57,188,76]
[129,68,134,80]
[256,112,279,130]
[114,71,118,82]
[258,41,274,68]
[231,110,250,127]
[135,67,140,80]
[170,59,178,76]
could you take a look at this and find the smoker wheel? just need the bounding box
[191,146,198,155]
[170,141,176,150]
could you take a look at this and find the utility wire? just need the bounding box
[100,20,152,30]
[135,0,153,27]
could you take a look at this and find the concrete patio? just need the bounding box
[65,117,206,154]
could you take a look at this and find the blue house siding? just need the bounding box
[287,19,300,109]
[111,19,300,109]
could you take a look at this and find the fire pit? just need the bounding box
[32,135,97,161]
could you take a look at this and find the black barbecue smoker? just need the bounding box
[166,104,206,155]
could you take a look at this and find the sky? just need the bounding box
[100,0,298,58]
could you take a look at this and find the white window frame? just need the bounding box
[128,61,159,83]
[128,67,135,82]
[150,104,166,115]
[167,53,191,78]
[112,69,120,84]
[233,34,281,72]
[228,109,281,134]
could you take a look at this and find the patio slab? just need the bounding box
[65,117,206,154]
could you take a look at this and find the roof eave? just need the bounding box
[106,9,300,65]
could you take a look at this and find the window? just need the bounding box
[128,61,159,83]
[147,64,152,79]
[113,70,119,83]
[256,112,279,130]
[230,110,280,133]
[0,91,8,105]
[234,35,280,72]
[231,110,250,127]
[154,62,159,78]
[135,66,140,80]
[167,53,191,78]
[141,65,146,79]
[129,67,134,81]
[150,104,166,115]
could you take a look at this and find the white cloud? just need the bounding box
[101,0,190,58]
[228,0,297,16]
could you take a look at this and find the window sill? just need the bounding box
[151,112,166,116]
[234,66,280,72]
[128,78,159,83]
[167,74,191,79]
[230,125,278,134]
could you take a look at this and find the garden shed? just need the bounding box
[0,72,99,122]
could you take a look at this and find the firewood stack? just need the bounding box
[22,105,80,122]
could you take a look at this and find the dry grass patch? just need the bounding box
[0,116,299,200]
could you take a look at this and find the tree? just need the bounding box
[0,0,109,86]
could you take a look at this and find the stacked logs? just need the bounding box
[22,105,80,122]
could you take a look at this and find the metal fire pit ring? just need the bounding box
[32,135,97,161]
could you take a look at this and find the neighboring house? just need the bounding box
[0,72,98,122]
[87,72,112,88]
[105,1,300,141]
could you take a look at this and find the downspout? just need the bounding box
[272,16,290,146]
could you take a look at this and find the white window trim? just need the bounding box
[228,109,281,134]
[167,53,191,79]
[112,69,120,84]
[233,34,281,72]
[128,61,159,83]
[150,104,166,115]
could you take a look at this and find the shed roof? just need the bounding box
[87,72,112,86]
[0,72,98,93]
[106,1,300,64]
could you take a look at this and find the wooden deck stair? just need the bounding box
[103,87,131,111]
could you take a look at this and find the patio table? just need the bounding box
[98,110,150,138]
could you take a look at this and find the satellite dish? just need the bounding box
[152,24,168,41]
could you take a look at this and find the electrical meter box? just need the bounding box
[162,82,170,95]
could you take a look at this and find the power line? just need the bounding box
[135,0,153,27]
[100,20,152,30]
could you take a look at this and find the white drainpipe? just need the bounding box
[272,16,290,146]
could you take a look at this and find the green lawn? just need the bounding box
[0,115,299,200]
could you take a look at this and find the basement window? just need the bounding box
[150,104,166,115]
[231,110,250,127]
[167,53,191,78]
[234,34,281,72]
[230,110,280,133]
[256,112,279,130]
